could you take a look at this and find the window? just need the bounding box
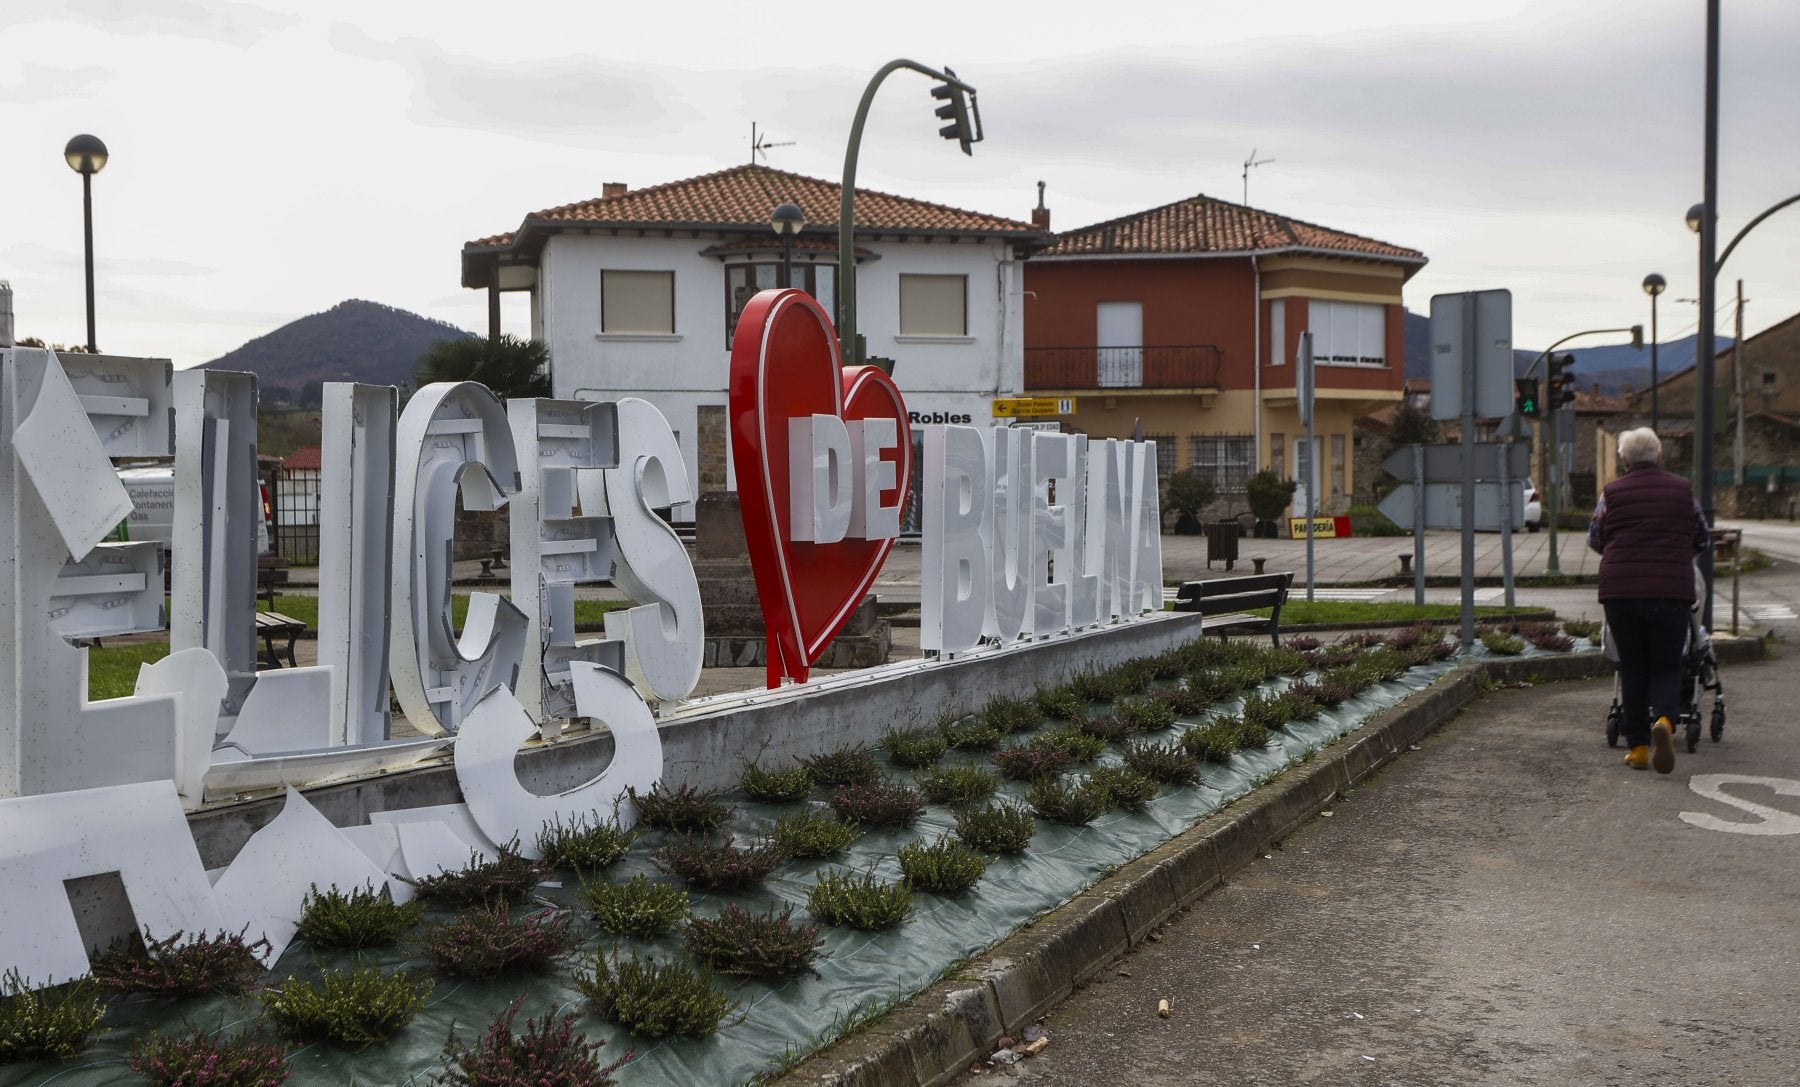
[899,274,967,336]
[1189,434,1253,495]
[601,270,674,334]
[1147,435,1176,480]
[724,262,837,346]
[1269,299,1286,366]
[1269,432,1285,478]
[1331,433,1346,504]
[1308,300,1387,366]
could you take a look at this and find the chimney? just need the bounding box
[1030,180,1050,231]
[602,181,628,199]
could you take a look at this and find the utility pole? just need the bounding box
[1733,279,1747,486]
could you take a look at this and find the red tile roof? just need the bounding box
[283,445,322,471]
[1040,192,1425,265]
[463,164,1043,286]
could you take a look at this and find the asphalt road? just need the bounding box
[962,653,1800,1087]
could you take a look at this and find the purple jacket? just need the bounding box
[1587,464,1709,601]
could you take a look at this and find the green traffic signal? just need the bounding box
[1515,377,1540,417]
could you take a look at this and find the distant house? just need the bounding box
[1021,192,1426,518]
[276,445,321,563]
[1616,310,1800,514]
[460,165,1046,520]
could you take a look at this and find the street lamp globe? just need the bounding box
[770,202,805,289]
[64,134,109,175]
[1642,273,1666,297]
[1685,203,1706,234]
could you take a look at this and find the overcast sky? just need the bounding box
[3,0,1796,367]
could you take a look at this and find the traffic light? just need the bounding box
[931,68,979,155]
[1515,377,1540,417]
[1547,353,1577,409]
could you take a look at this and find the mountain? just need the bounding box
[1401,308,1731,396]
[201,300,475,402]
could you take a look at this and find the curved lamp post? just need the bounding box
[770,202,805,289]
[64,134,109,354]
[1642,273,1666,433]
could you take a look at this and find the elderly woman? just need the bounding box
[1587,427,1710,773]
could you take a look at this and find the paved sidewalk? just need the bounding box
[958,653,1800,1087]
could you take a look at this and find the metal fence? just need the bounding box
[1024,345,1223,390]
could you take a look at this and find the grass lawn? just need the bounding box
[1244,600,1541,624]
[269,593,625,629]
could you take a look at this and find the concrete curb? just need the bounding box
[771,638,1767,1087]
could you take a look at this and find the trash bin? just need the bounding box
[1205,520,1239,571]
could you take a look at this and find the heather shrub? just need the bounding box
[938,715,1004,751]
[629,782,733,833]
[685,904,823,979]
[584,874,690,939]
[260,966,431,1048]
[1038,724,1107,763]
[1033,683,1087,721]
[92,929,269,997]
[772,810,862,859]
[800,744,884,787]
[990,741,1078,782]
[1027,776,1111,826]
[575,949,737,1040]
[406,848,548,909]
[1480,630,1526,656]
[807,867,913,930]
[979,694,1042,734]
[1121,739,1200,785]
[436,997,627,1087]
[419,906,578,979]
[897,834,987,893]
[739,758,813,803]
[1089,766,1159,810]
[827,782,925,827]
[1563,618,1601,640]
[0,971,105,1062]
[914,764,1001,806]
[130,1026,288,1087]
[879,725,947,768]
[653,834,789,891]
[1181,717,1241,763]
[536,814,637,874]
[1073,712,1140,744]
[954,801,1036,854]
[1116,694,1177,732]
[296,884,422,950]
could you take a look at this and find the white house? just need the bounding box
[461,165,1046,520]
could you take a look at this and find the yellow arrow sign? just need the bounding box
[991,397,1076,418]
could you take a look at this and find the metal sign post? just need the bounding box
[1431,290,1513,650]
[1498,429,1516,607]
[1412,444,1426,606]
[1299,332,1316,603]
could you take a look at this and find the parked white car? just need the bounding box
[1523,478,1543,532]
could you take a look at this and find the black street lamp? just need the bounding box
[64,134,108,354]
[770,202,805,289]
[1642,273,1666,432]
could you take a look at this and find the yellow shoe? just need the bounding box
[1624,745,1650,770]
[1651,717,1676,775]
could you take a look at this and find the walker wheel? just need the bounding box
[1605,706,1622,748]
[1683,715,1701,753]
[1711,703,1726,742]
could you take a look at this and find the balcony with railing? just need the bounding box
[1023,345,1223,391]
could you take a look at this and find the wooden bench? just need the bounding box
[1172,571,1295,646]
[254,564,303,668]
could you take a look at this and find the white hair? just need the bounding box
[1618,427,1662,466]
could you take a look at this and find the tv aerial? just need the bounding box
[751,122,796,164]
[1242,148,1274,206]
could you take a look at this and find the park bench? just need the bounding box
[254,565,305,669]
[1171,571,1295,646]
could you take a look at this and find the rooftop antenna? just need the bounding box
[1242,147,1274,206]
[750,122,796,165]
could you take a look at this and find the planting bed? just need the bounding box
[0,629,1601,1087]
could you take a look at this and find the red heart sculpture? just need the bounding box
[728,289,912,687]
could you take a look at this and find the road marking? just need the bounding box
[1679,774,1800,836]
[1742,603,1798,622]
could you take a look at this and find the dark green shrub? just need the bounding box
[653,834,789,891]
[979,694,1042,734]
[772,810,862,858]
[807,868,913,930]
[685,904,823,979]
[954,801,1036,854]
[1180,718,1241,763]
[406,848,548,909]
[827,782,925,827]
[1563,618,1601,640]
[1122,739,1201,785]
[575,949,737,1039]
[1034,683,1086,720]
[1039,725,1107,763]
[584,874,690,939]
[0,971,105,1062]
[1234,717,1271,750]
[630,782,734,833]
[1116,694,1177,732]
[1089,766,1159,810]
[1069,667,1132,703]
[800,744,885,787]
[939,715,1004,751]
[1480,630,1525,655]
[739,757,813,803]
[92,929,269,997]
[1027,776,1110,826]
[130,1025,288,1087]
[419,906,578,979]
[879,725,947,768]
[897,834,987,893]
[436,997,626,1087]
[990,741,1078,781]
[1245,470,1298,521]
[915,764,1001,806]
[536,815,637,875]
[260,966,431,1047]
[296,884,422,950]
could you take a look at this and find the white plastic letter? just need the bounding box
[982,426,1031,645]
[921,425,989,655]
[847,418,901,539]
[788,414,854,544]
[1030,432,1073,638]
